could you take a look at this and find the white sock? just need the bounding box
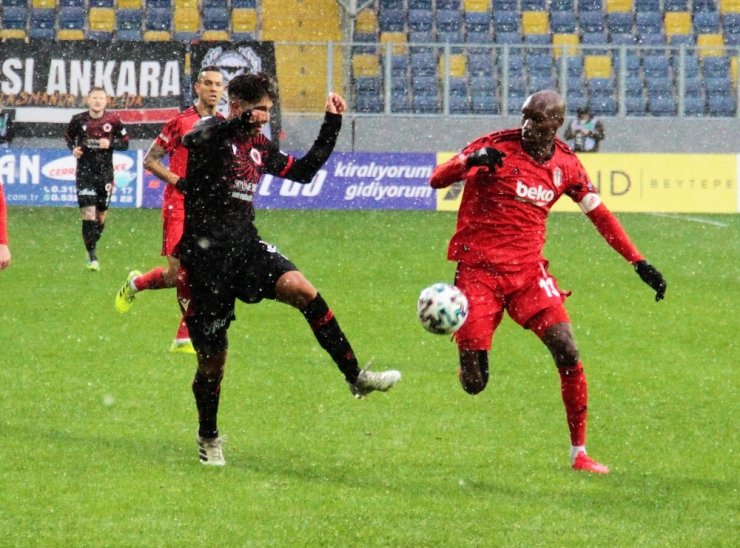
[130,278,139,292]
[570,445,586,461]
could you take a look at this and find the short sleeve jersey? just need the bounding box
[154,106,221,212]
[64,111,128,185]
[451,129,597,272]
[181,121,293,259]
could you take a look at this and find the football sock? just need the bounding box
[570,445,586,461]
[97,221,105,242]
[175,317,190,340]
[301,293,360,384]
[192,371,222,439]
[134,267,167,291]
[81,220,99,260]
[558,362,588,447]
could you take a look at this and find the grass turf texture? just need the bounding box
[0,207,736,545]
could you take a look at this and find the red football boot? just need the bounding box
[572,452,610,474]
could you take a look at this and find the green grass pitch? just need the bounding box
[0,207,737,545]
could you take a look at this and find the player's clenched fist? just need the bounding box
[326,92,346,115]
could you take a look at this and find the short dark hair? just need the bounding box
[577,106,591,116]
[227,72,278,104]
[197,65,223,81]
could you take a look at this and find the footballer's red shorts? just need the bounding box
[453,261,571,351]
[161,204,184,257]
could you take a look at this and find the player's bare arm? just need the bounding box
[144,142,179,185]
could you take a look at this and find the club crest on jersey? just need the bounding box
[250,148,262,166]
[103,123,112,133]
[553,167,563,188]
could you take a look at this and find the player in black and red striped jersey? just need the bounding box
[177,72,401,466]
[114,66,225,355]
[430,90,667,474]
[65,87,129,271]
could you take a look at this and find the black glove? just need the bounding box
[466,147,506,172]
[174,177,187,194]
[635,260,667,302]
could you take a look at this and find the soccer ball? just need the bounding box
[417,283,469,335]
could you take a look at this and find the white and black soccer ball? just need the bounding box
[417,283,469,335]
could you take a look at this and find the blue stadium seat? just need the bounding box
[508,90,527,113]
[626,95,648,115]
[355,76,381,94]
[147,0,172,6]
[528,74,556,92]
[668,34,695,46]
[549,0,574,11]
[449,76,467,95]
[410,52,438,76]
[588,77,614,98]
[643,55,670,78]
[578,0,604,12]
[550,11,577,33]
[566,55,584,76]
[1,0,27,5]
[1,6,26,29]
[622,52,642,76]
[648,95,677,116]
[378,9,405,32]
[682,76,703,95]
[610,32,637,45]
[581,31,609,54]
[635,12,663,34]
[565,76,587,97]
[507,75,526,94]
[580,12,606,34]
[633,0,660,12]
[412,75,438,93]
[59,6,85,30]
[625,75,644,96]
[501,51,525,75]
[60,0,84,6]
[523,34,551,48]
[663,0,689,11]
[145,7,171,31]
[469,75,496,93]
[566,95,589,113]
[493,11,519,33]
[645,76,674,96]
[467,53,495,75]
[591,95,618,115]
[378,0,398,7]
[492,0,517,10]
[28,9,56,40]
[437,9,463,32]
[88,0,113,6]
[203,8,229,31]
[521,0,547,9]
[203,0,228,6]
[408,0,433,8]
[526,53,553,75]
[692,0,718,12]
[683,95,706,116]
[704,76,733,95]
[495,31,521,44]
[637,33,666,49]
[702,56,730,77]
[409,30,435,44]
[606,12,632,34]
[413,93,441,114]
[707,94,735,116]
[436,0,461,8]
[437,30,464,43]
[693,12,720,33]
[389,55,409,76]
[355,93,383,113]
[449,93,470,114]
[408,9,432,32]
[464,11,490,33]
[471,93,500,115]
[391,87,411,112]
[466,30,492,44]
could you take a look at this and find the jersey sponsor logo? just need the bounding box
[78,188,97,196]
[515,180,555,207]
[231,179,255,202]
[203,310,234,336]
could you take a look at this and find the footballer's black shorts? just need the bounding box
[182,239,298,356]
[76,176,113,211]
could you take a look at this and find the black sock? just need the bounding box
[81,220,98,260]
[192,371,222,439]
[97,221,105,242]
[301,293,360,383]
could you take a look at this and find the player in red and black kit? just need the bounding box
[430,90,667,474]
[177,72,401,466]
[0,182,10,271]
[65,87,129,271]
[114,66,225,354]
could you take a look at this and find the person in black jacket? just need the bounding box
[177,72,401,466]
[0,101,15,148]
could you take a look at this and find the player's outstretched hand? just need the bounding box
[635,260,667,301]
[466,147,506,172]
[240,109,269,126]
[326,92,346,115]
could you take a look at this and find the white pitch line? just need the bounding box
[649,213,730,228]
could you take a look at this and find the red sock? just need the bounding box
[134,267,167,291]
[175,316,189,340]
[558,362,588,447]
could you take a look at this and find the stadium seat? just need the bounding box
[355,93,383,114]
[1,5,27,29]
[408,0,433,8]
[203,0,228,6]
[635,12,663,34]
[550,0,574,10]
[643,55,671,77]
[625,74,643,95]
[702,56,731,77]
[580,12,606,34]
[581,31,610,54]
[664,12,692,36]
[522,11,549,35]
[605,0,633,11]
[495,31,522,44]
[528,74,557,92]
[231,0,256,6]
[663,0,690,11]
[492,0,517,10]
[552,33,580,56]
[28,8,55,39]
[606,12,633,33]
[610,32,637,44]
[88,0,113,6]
[449,93,470,115]
[578,0,604,11]
[1,0,27,4]
[203,7,229,31]
[378,9,405,33]
[88,7,115,40]
[173,7,200,41]
[145,7,171,32]
[649,94,678,116]
[413,93,441,114]
[464,0,489,10]
[231,8,257,40]
[521,0,547,9]
[60,0,85,6]
[694,11,721,33]
[381,31,408,55]
[467,52,496,75]
[466,30,493,44]
[389,54,409,76]
[693,0,719,12]
[439,54,467,77]
[550,11,577,33]
[683,95,706,116]
[58,6,84,30]
[437,9,463,32]
[32,0,54,7]
[493,11,520,33]
[117,0,141,7]
[704,75,733,94]
[668,33,696,46]
[707,94,736,116]
[633,0,660,11]
[352,54,380,77]
[584,55,613,78]
[696,33,726,56]
[625,95,648,115]
[408,9,433,32]
[591,94,618,115]
[410,52,438,76]
[645,76,674,96]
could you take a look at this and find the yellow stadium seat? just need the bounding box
[696,34,726,56]
[175,0,200,8]
[664,12,692,36]
[89,8,116,33]
[584,55,612,78]
[439,54,467,77]
[605,0,632,12]
[174,7,200,32]
[352,54,380,77]
[355,9,377,34]
[464,0,490,11]
[522,11,549,35]
[552,33,580,56]
[731,57,738,83]
[143,30,172,41]
[57,29,85,40]
[0,29,27,40]
[232,9,258,33]
[32,0,55,7]
[719,0,740,12]
[380,31,407,55]
[202,30,231,41]
[117,0,142,8]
